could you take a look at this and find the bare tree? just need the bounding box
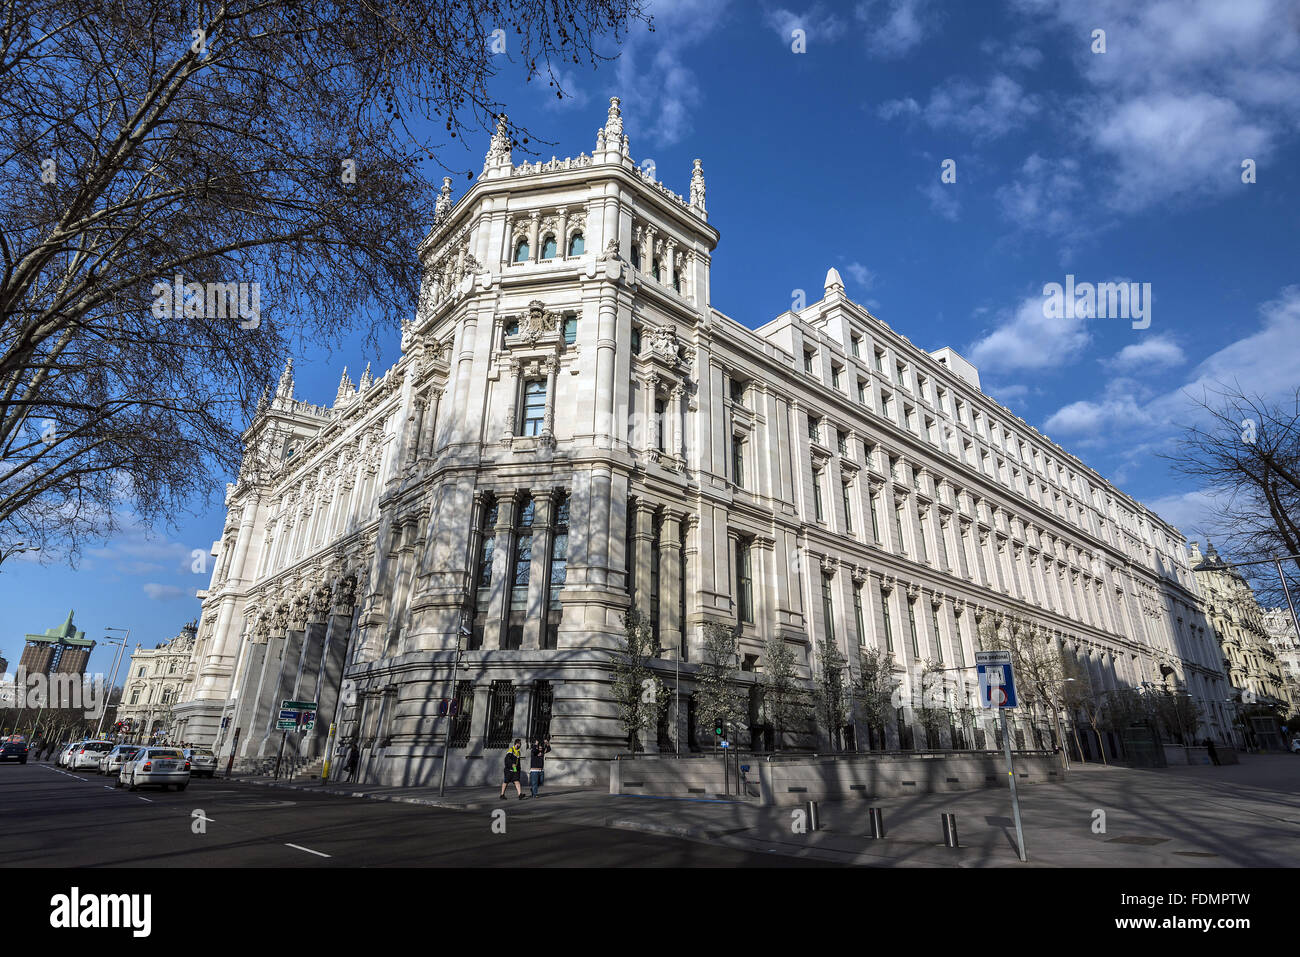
[694,621,745,751]
[811,637,849,751]
[0,0,650,559]
[1168,384,1300,605]
[853,645,898,750]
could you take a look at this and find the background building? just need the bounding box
[174,99,1231,784]
[18,610,95,677]
[1191,542,1293,746]
[117,621,198,742]
[1263,606,1300,716]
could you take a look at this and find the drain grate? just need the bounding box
[1107,836,1170,846]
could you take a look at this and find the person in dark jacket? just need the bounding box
[1203,737,1221,766]
[500,739,524,799]
[527,738,551,798]
[343,743,359,782]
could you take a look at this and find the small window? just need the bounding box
[804,350,815,373]
[851,335,861,358]
[831,365,842,389]
[652,258,661,281]
[563,315,577,344]
[568,233,585,256]
[837,430,848,455]
[630,327,641,354]
[541,235,558,260]
[521,380,547,436]
[630,245,641,269]
[808,415,820,442]
[513,238,530,262]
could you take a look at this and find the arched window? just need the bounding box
[567,233,585,256]
[541,234,557,260]
[513,238,530,262]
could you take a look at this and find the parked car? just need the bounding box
[58,743,78,767]
[99,745,141,776]
[68,740,114,770]
[1290,737,1300,753]
[117,747,190,791]
[182,747,217,778]
[0,741,28,764]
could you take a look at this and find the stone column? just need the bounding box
[484,491,518,650]
[528,210,541,262]
[556,207,569,256]
[260,595,309,756]
[303,578,358,758]
[246,602,288,757]
[658,510,684,658]
[501,358,521,441]
[229,615,269,760]
[523,492,556,650]
[632,500,656,618]
[542,356,559,440]
[670,384,685,461]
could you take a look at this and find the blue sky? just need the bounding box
[7,0,1300,678]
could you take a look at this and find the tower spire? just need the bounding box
[482,114,513,177]
[275,358,294,399]
[335,366,355,406]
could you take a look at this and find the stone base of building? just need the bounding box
[611,750,1064,805]
[169,700,224,747]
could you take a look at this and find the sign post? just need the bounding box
[977,650,1026,863]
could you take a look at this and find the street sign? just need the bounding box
[720,739,730,749]
[977,651,1017,708]
[281,700,317,711]
[300,710,316,732]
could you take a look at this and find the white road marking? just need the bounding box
[285,843,330,858]
[138,797,152,803]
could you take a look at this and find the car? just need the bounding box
[0,742,28,764]
[99,744,141,776]
[117,747,190,791]
[58,743,78,767]
[182,747,217,778]
[68,740,114,770]
[1290,737,1300,754]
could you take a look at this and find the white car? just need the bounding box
[182,747,217,778]
[57,743,78,767]
[68,740,114,770]
[99,744,142,776]
[1290,737,1300,754]
[117,747,190,791]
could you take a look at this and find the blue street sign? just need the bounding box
[975,652,1018,709]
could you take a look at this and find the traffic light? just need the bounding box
[714,720,725,737]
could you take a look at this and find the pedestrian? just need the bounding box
[1203,737,1220,766]
[343,742,359,782]
[500,738,524,800]
[527,737,551,798]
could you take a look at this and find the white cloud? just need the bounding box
[855,0,937,58]
[1143,488,1231,540]
[880,74,1040,140]
[143,583,189,601]
[843,261,876,289]
[1103,335,1186,373]
[996,154,1084,235]
[966,294,1091,373]
[1040,285,1300,438]
[921,180,959,221]
[763,5,848,45]
[1009,0,1300,211]
[613,0,730,146]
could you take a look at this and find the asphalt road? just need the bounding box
[0,761,815,867]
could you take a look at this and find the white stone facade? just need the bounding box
[118,622,197,741]
[173,99,1232,783]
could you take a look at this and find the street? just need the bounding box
[0,762,814,867]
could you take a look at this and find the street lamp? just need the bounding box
[94,628,130,739]
[0,541,40,571]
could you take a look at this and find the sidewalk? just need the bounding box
[230,754,1300,867]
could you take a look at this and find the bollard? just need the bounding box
[806,800,820,832]
[941,812,959,848]
[868,806,885,839]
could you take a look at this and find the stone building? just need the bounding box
[118,621,198,742]
[1262,606,1300,714]
[173,99,1230,784]
[1190,542,1293,726]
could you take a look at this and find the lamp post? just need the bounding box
[0,541,40,571]
[94,628,130,739]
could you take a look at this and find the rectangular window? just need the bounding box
[521,380,547,436]
[854,584,866,645]
[821,574,835,643]
[485,679,516,748]
[882,596,894,653]
[731,435,745,488]
[857,380,867,403]
[932,610,944,663]
[908,601,920,658]
[808,415,819,442]
[842,483,854,535]
[851,335,861,358]
[874,349,884,373]
[917,512,929,563]
[813,469,825,522]
[563,315,578,344]
[736,539,754,624]
[837,430,848,455]
[804,350,815,373]
[870,491,881,543]
[894,504,907,554]
[831,365,842,389]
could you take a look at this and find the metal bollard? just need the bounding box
[941,812,959,848]
[868,807,885,839]
[806,800,820,832]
